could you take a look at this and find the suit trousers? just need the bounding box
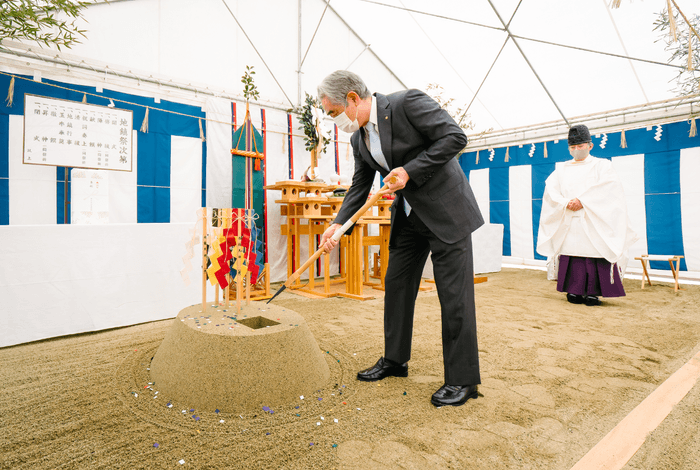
[383,208,481,385]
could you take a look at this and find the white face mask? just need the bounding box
[569,146,590,161]
[332,108,360,134]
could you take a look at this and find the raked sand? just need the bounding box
[2,268,700,469]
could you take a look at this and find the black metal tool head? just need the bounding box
[266,284,287,304]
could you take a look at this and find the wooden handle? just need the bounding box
[285,182,394,287]
[339,184,393,233]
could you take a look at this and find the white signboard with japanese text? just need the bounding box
[23,94,133,171]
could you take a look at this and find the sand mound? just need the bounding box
[150,302,330,412]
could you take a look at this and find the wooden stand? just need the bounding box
[635,255,684,292]
[268,181,439,300]
[227,263,272,301]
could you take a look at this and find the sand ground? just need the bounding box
[1,268,700,469]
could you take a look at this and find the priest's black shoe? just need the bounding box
[584,295,601,306]
[567,293,584,304]
[431,384,478,407]
[356,357,408,382]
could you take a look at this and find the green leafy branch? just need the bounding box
[296,92,329,154]
[654,9,700,97]
[1,0,91,50]
[241,65,260,102]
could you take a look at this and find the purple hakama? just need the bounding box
[557,255,626,298]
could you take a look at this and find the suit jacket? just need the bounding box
[333,89,484,245]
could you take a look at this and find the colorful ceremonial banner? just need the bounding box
[231,109,264,226]
[23,94,133,171]
[203,208,264,289]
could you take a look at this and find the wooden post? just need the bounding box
[310,147,317,180]
[246,272,251,304]
[293,212,301,287]
[340,236,347,281]
[264,263,270,297]
[287,206,294,280]
[363,225,370,284]
[308,220,315,290]
[324,221,331,294]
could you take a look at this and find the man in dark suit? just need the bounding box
[317,70,484,407]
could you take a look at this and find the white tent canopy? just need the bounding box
[10,0,691,132]
[3,0,697,131]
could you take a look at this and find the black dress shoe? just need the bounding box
[431,384,479,407]
[584,295,601,306]
[567,293,584,304]
[357,357,408,382]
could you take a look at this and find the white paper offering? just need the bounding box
[71,169,109,224]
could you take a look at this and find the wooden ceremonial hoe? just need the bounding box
[267,178,396,304]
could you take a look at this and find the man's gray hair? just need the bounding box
[317,70,371,105]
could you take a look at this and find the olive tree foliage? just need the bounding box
[1,0,91,50]
[425,83,492,149]
[425,83,477,133]
[654,9,700,96]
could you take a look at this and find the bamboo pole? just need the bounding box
[201,208,207,311]
[237,209,243,315]
[324,221,331,294]
[224,209,230,309]
[308,220,315,290]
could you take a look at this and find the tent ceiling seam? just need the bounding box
[356,0,503,32]
[299,0,331,69]
[325,2,408,90]
[398,0,505,130]
[345,45,370,71]
[603,0,649,103]
[219,0,295,108]
[460,0,523,129]
[512,35,686,70]
[355,0,686,70]
[487,0,570,126]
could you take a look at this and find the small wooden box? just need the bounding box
[303,201,322,217]
[325,198,344,217]
[376,199,393,218]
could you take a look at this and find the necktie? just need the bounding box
[366,123,411,216]
[366,123,389,171]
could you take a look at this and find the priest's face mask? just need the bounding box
[569,142,593,161]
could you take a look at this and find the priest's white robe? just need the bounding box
[536,156,637,274]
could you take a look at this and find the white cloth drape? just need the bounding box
[205,97,233,208]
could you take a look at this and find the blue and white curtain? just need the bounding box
[0,73,206,225]
[460,122,700,272]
